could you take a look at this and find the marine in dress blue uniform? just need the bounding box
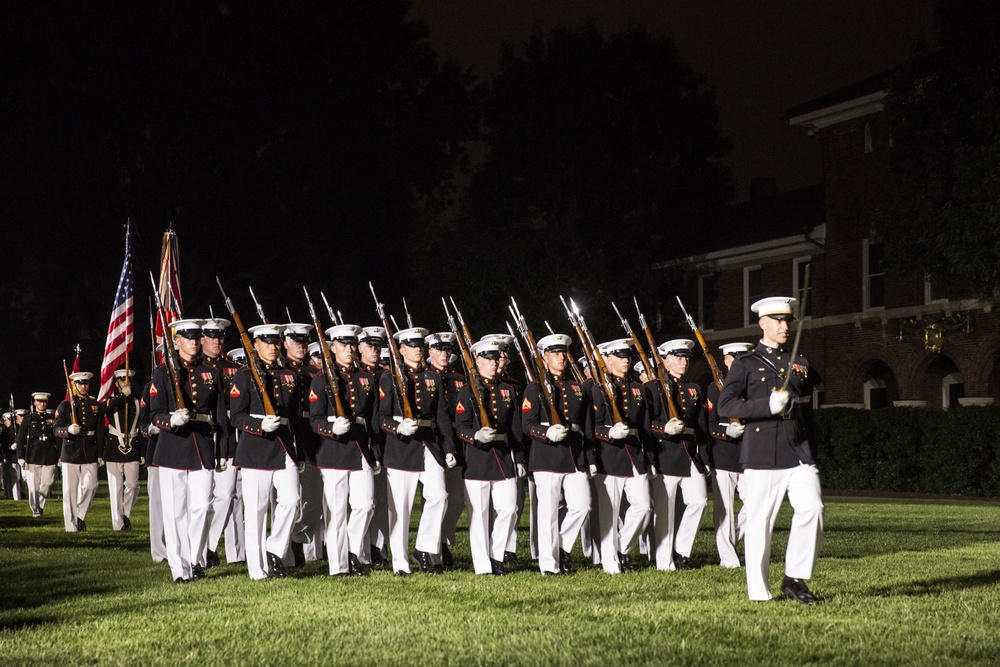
[100,369,142,531]
[52,372,104,532]
[15,393,58,517]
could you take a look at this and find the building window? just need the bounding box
[864,377,888,410]
[793,257,813,318]
[698,274,716,330]
[942,372,964,409]
[863,239,885,310]
[864,122,873,154]
[744,266,761,327]
[925,275,949,304]
[812,382,825,409]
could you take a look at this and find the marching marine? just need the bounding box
[52,371,104,532]
[15,393,59,517]
[101,369,142,531]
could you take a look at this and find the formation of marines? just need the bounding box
[2,292,823,604]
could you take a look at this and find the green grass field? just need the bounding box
[2,485,999,666]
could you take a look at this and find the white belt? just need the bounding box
[85,430,96,437]
[191,414,215,425]
[488,433,508,443]
[327,416,368,427]
[301,410,310,419]
[540,422,582,433]
[602,425,638,437]
[393,416,436,429]
[250,414,290,426]
[107,426,138,441]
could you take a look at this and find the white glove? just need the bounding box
[372,461,383,476]
[665,418,685,436]
[261,415,280,433]
[647,464,658,479]
[445,453,457,468]
[608,422,630,440]
[769,389,790,415]
[121,385,132,397]
[587,464,598,479]
[725,422,746,439]
[517,463,527,478]
[397,418,419,437]
[68,424,82,436]
[474,427,497,443]
[169,409,190,428]
[545,424,568,442]
[331,416,352,436]
[216,459,228,473]
[98,458,105,467]
[147,424,160,436]
[18,458,26,468]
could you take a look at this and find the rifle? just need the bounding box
[443,298,493,429]
[149,272,187,411]
[781,264,811,392]
[62,360,79,427]
[304,287,346,418]
[448,297,475,351]
[676,297,724,391]
[369,283,414,420]
[634,297,706,475]
[611,301,657,379]
[148,298,157,374]
[508,298,562,427]
[321,292,338,326]
[216,277,277,416]
[505,321,536,384]
[249,285,269,324]
[403,298,414,329]
[560,297,624,424]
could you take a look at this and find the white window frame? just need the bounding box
[862,238,885,311]
[942,372,964,410]
[863,377,886,410]
[793,256,813,319]
[924,275,948,305]
[744,265,761,328]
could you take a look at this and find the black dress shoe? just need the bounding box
[76,518,87,532]
[618,552,635,572]
[541,570,562,576]
[673,552,694,570]
[503,551,518,566]
[348,553,369,577]
[266,551,288,579]
[290,540,306,567]
[490,558,506,576]
[781,576,818,604]
[559,549,574,575]
[441,543,454,568]
[370,545,385,567]
[395,570,411,577]
[205,549,221,569]
[191,564,206,580]
[413,549,439,574]
[174,577,190,584]
[122,516,132,531]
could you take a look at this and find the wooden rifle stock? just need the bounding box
[149,272,188,411]
[216,277,276,416]
[676,296,724,391]
[505,321,536,384]
[509,299,562,426]
[562,297,624,425]
[370,283,414,420]
[304,287,346,419]
[63,360,80,426]
[443,298,493,429]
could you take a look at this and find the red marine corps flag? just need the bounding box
[97,223,135,400]
[154,226,184,361]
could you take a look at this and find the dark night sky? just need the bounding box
[1,1,939,404]
[409,0,938,199]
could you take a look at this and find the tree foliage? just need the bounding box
[431,26,733,334]
[881,0,1000,298]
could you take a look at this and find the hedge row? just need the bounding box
[812,406,1000,496]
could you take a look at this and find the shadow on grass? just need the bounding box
[864,570,1000,598]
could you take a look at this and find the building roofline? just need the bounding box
[654,223,825,270]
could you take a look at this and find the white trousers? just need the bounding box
[505,476,535,558]
[147,467,168,562]
[465,477,517,574]
[208,459,238,554]
[242,455,301,580]
[224,467,246,563]
[159,467,214,581]
[386,449,448,574]
[293,462,325,561]
[364,468,389,564]
[61,462,98,532]
[533,470,591,574]
[712,470,746,568]
[743,465,824,601]
[107,461,140,530]
[24,463,56,516]
[650,465,708,570]
[595,473,651,573]
[321,463,375,575]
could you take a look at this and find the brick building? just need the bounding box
[660,71,996,409]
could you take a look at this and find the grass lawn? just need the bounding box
[1,483,999,666]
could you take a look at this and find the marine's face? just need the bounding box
[760,316,790,347]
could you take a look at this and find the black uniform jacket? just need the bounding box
[285,359,321,465]
[16,409,59,466]
[644,377,708,477]
[706,382,742,473]
[717,341,814,470]
[440,366,467,465]
[139,380,156,466]
[231,362,301,470]
[377,364,454,472]
[454,376,521,481]
[202,355,241,461]
[591,376,649,477]
[522,376,592,474]
[52,395,103,464]
[149,360,229,470]
[101,393,142,463]
[308,363,377,470]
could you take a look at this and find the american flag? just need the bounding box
[154,226,184,360]
[98,225,135,400]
